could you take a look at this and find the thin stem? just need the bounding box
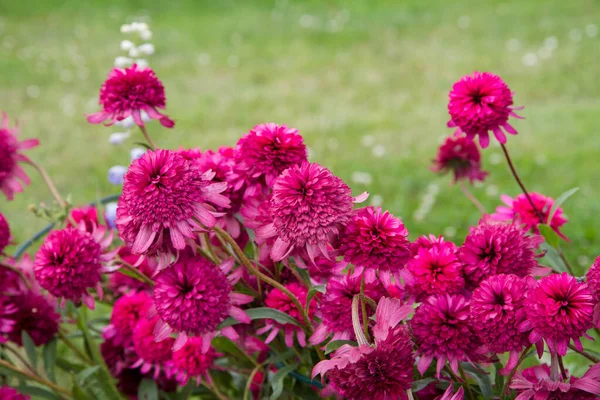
[202,233,221,264]
[358,294,378,311]
[558,250,576,275]
[351,296,370,346]
[196,245,219,264]
[0,262,31,289]
[114,256,155,287]
[205,370,228,400]
[25,159,67,208]
[3,344,36,375]
[244,363,263,400]
[360,273,371,342]
[459,181,486,214]
[139,125,157,150]
[0,358,72,397]
[568,343,600,363]
[57,331,94,366]
[406,389,415,400]
[458,364,475,400]
[502,345,532,399]
[558,355,568,381]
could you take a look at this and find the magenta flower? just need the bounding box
[411,294,483,376]
[109,246,156,294]
[153,256,252,351]
[586,256,600,327]
[0,387,30,400]
[5,292,59,346]
[439,386,465,400]
[241,194,276,267]
[0,212,11,254]
[0,296,17,344]
[233,123,307,197]
[470,274,531,373]
[34,225,114,308]
[0,112,39,201]
[68,206,99,233]
[432,133,488,184]
[458,217,543,287]
[447,71,523,148]
[101,329,137,377]
[170,337,218,386]
[108,291,152,343]
[493,192,568,240]
[87,64,174,128]
[410,234,456,257]
[337,206,410,286]
[132,316,174,377]
[511,363,600,400]
[519,273,594,356]
[116,149,230,270]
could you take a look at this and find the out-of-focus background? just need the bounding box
[1,0,599,275]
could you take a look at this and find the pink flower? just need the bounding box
[256,162,365,263]
[0,112,39,201]
[458,217,543,287]
[0,212,11,254]
[152,256,252,351]
[234,123,307,197]
[432,133,488,184]
[337,207,410,286]
[0,386,30,400]
[493,192,568,240]
[68,206,99,233]
[470,274,531,373]
[241,194,276,267]
[0,295,17,343]
[586,256,600,327]
[511,363,600,400]
[5,292,59,346]
[100,329,137,376]
[109,291,152,343]
[132,317,174,377]
[86,64,174,128]
[411,294,483,376]
[116,149,230,270]
[410,234,456,257]
[519,273,594,356]
[170,337,218,386]
[438,386,465,400]
[447,71,523,148]
[34,225,114,308]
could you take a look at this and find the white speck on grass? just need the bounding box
[120,24,133,33]
[486,185,499,197]
[457,15,471,29]
[443,226,457,238]
[586,24,598,37]
[372,145,386,158]
[327,138,339,150]
[120,40,134,51]
[578,255,589,267]
[506,38,521,52]
[130,147,146,160]
[522,52,538,67]
[351,171,372,185]
[299,14,315,28]
[569,28,583,42]
[489,153,503,165]
[544,36,558,50]
[370,194,383,207]
[108,132,130,145]
[228,55,239,68]
[361,135,375,147]
[197,53,211,66]
[26,85,40,98]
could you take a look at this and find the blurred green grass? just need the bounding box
[1,0,599,281]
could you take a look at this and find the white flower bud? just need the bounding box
[120,24,133,33]
[138,43,155,55]
[128,47,140,58]
[114,56,133,68]
[120,40,134,51]
[130,147,147,161]
[135,59,149,69]
[108,132,130,145]
[116,116,135,129]
[139,30,152,41]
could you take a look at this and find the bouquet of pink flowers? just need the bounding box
[0,24,598,400]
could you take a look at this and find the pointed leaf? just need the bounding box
[411,378,438,392]
[21,331,37,369]
[462,363,493,399]
[538,224,560,249]
[305,285,325,313]
[138,378,159,400]
[76,365,101,384]
[270,365,296,400]
[219,307,301,328]
[43,339,57,382]
[549,187,578,223]
[17,385,60,400]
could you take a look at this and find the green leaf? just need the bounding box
[219,307,301,328]
[138,378,159,400]
[176,380,195,400]
[411,377,437,392]
[43,338,57,382]
[17,385,61,400]
[539,243,568,272]
[494,363,504,391]
[325,340,357,354]
[305,285,325,313]
[72,383,92,400]
[76,365,101,384]
[21,331,37,369]
[538,224,560,249]
[549,187,579,223]
[269,365,296,400]
[462,363,493,399]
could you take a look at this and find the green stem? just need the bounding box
[26,159,67,209]
[57,331,94,366]
[458,364,475,400]
[568,343,600,363]
[205,370,228,400]
[360,273,371,342]
[139,125,157,150]
[0,358,72,397]
[115,256,155,287]
[460,181,486,214]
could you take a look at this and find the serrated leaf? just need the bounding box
[411,377,437,392]
[138,378,159,400]
[21,331,37,369]
[462,363,493,399]
[219,307,301,328]
[325,340,357,354]
[305,285,325,313]
[76,365,101,384]
[549,187,578,224]
[43,338,57,382]
[538,224,560,249]
[270,365,296,400]
[17,385,60,400]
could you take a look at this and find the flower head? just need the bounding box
[0,295,17,343]
[0,212,11,254]
[0,112,39,201]
[5,292,59,346]
[170,337,217,385]
[241,194,276,267]
[586,256,600,327]
[519,273,594,356]
[0,387,30,400]
[511,363,600,400]
[109,291,152,343]
[132,317,174,376]
[87,64,174,128]
[447,71,523,148]
[410,234,456,257]
[68,206,99,233]
[432,133,488,183]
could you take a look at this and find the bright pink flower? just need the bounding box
[511,363,600,400]
[586,256,600,327]
[177,147,202,162]
[241,194,276,267]
[0,386,30,400]
[459,217,543,287]
[132,317,174,377]
[170,336,218,385]
[519,273,594,356]
[411,294,483,376]
[0,254,38,295]
[34,225,114,308]
[68,206,99,233]
[337,207,410,286]
[0,112,39,201]
[493,192,568,240]
[0,295,17,343]
[87,64,174,128]
[116,149,230,270]
[153,256,252,351]
[109,246,155,294]
[5,292,59,346]
[470,274,531,373]
[234,123,307,197]
[439,386,465,400]
[447,71,523,148]
[0,212,10,254]
[307,255,344,284]
[109,291,152,343]
[432,133,488,184]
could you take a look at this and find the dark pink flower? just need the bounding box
[241,194,276,267]
[132,317,174,377]
[101,329,137,376]
[0,295,17,343]
[170,336,218,385]
[0,112,39,201]
[234,123,307,197]
[68,206,99,233]
[493,192,568,240]
[432,133,488,184]
[6,292,59,346]
[87,64,174,128]
[511,363,600,400]
[109,291,152,343]
[447,71,523,148]
[438,386,465,400]
[410,234,456,257]
[519,273,594,356]
[0,386,30,400]
[0,212,10,254]
[459,217,543,287]
[586,256,600,327]
[116,149,230,270]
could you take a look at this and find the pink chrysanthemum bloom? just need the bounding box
[34,225,114,308]
[411,293,483,376]
[458,217,543,287]
[107,291,152,344]
[256,162,366,263]
[307,255,344,284]
[68,206,99,233]
[109,246,156,294]
[0,212,11,254]
[493,192,568,240]
[177,147,202,162]
[470,274,531,373]
[153,256,252,351]
[447,71,523,148]
[5,292,59,346]
[116,149,230,270]
[519,273,594,356]
[310,273,386,345]
[313,298,415,400]
[586,256,600,327]
[86,64,174,128]
[410,234,456,257]
[241,194,276,267]
[432,133,488,184]
[0,113,39,201]
[0,387,30,400]
[132,317,174,377]
[405,240,465,301]
[101,329,137,377]
[258,283,317,347]
[511,363,600,400]
[0,295,17,344]
[169,336,218,386]
[337,207,410,286]
[233,123,307,197]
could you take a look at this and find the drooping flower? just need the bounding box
[34,225,114,308]
[432,133,488,184]
[411,293,483,376]
[493,192,568,240]
[0,112,39,201]
[337,207,410,285]
[86,64,174,128]
[439,386,465,400]
[256,162,365,263]
[519,273,594,356]
[68,206,99,233]
[447,71,523,148]
[0,295,17,343]
[586,256,600,327]
[5,292,59,346]
[108,291,152,343]
[153,256,252,351]
[132,316,174,377]
[169,336,218,386]
[0,386,30,400]
[234,123,307,197]
[458,217,543,287]
[109,246,155,294]
[470,274,531,373]
[0,212,11,254]
[116,149,230,270]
